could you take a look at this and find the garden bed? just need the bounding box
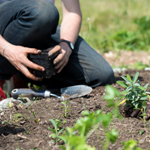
[0,69,150,150]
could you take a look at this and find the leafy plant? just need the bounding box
[2,120,8,125]
[27,105,40,123]
[60,109,118,150]
[60,100,71,117]
[103,85,122,119]
[122,139,143,150]
[48,118,64,143]
[138,101,150,128]
[117,72,150,109]
[59,85,122,150]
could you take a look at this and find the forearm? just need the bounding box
[0,35,11,56]
[60,0,82,45]
[60,13,82,45]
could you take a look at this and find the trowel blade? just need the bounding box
[60,85,92,99]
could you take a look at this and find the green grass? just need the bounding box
[55,0,150,53]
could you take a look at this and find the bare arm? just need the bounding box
[54,0,82,73]
[60,0,82,45]
[0,35,44,81]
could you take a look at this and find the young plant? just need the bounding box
[48,118,64,143]
[60,100,71,117]
[117,72,150,110]
[60,109,118,150]
[122,139,143,150]
[27,105,40,123]
[138,101,150,128]
[58,85,122,150]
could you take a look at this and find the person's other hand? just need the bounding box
[131,99,150,120]
[53,42,72,73]
[3,44,45,81]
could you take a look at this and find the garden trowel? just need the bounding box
[11,85,92,100]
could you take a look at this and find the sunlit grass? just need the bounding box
[55,0,150,53]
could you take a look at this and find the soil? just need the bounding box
[1,51,150,150]
[0,70,150,150]
[102,50,150,67]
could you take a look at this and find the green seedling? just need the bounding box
[48,118,64,143]
[59,85,122,150]
[27,106,40,123]
[138,101,150,128]
[2,120,8,125]
[139,130,144,135]
[117,72,150,110]
[60,100,71,117]
[61,110,118,150]
[1,119,21,127]
[122,139,142,150]
[13,113,24,122]
[25,130,30,134]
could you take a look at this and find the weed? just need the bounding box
[60,100,71,117]
[48,118,64,143]
[13,113,24,122]
[122,139,142,150]
[1,119,21,127]
[25,130,30,134]
[2,120,8,125]
[26,105,40,123]
[139,130,144,135]
[138,101,150,128]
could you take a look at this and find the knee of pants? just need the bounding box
[86,65,115,87]
[20,0,59,34]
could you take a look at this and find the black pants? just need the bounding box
[0,0,115,88]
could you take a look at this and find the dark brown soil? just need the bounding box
[1,70,150,150]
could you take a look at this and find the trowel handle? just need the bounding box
[11,88,50,99]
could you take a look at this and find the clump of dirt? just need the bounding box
[0,70,150,150]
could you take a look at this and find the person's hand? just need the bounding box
[131,99,150,120]
[52,42,72,73]
[3,44,45,81]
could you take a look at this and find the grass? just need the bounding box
[55,0,150,53]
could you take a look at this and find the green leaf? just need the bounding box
[122,139,137,150]
[58,128,64,134]
[103,85,119,100]
[106,129,118,144]
[59,145,66,150]
[133,72,139,84]
[139,130,144,135]
[82,110,90,116]
[120,90,129,95]
[50,133,57,138]
[140,95,148,100]
[49,119,57,129]
[61,102,66,105]
[48,127,56,133]
[121,76,131,83]
[66,100,70,104]
[144,83,149,90]
[141,113,147,117]
[117,81,128,88]
[134,83,141,87]
[126,74,132,82]
[138,86,146,90]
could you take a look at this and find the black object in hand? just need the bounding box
[28,49,59,78]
